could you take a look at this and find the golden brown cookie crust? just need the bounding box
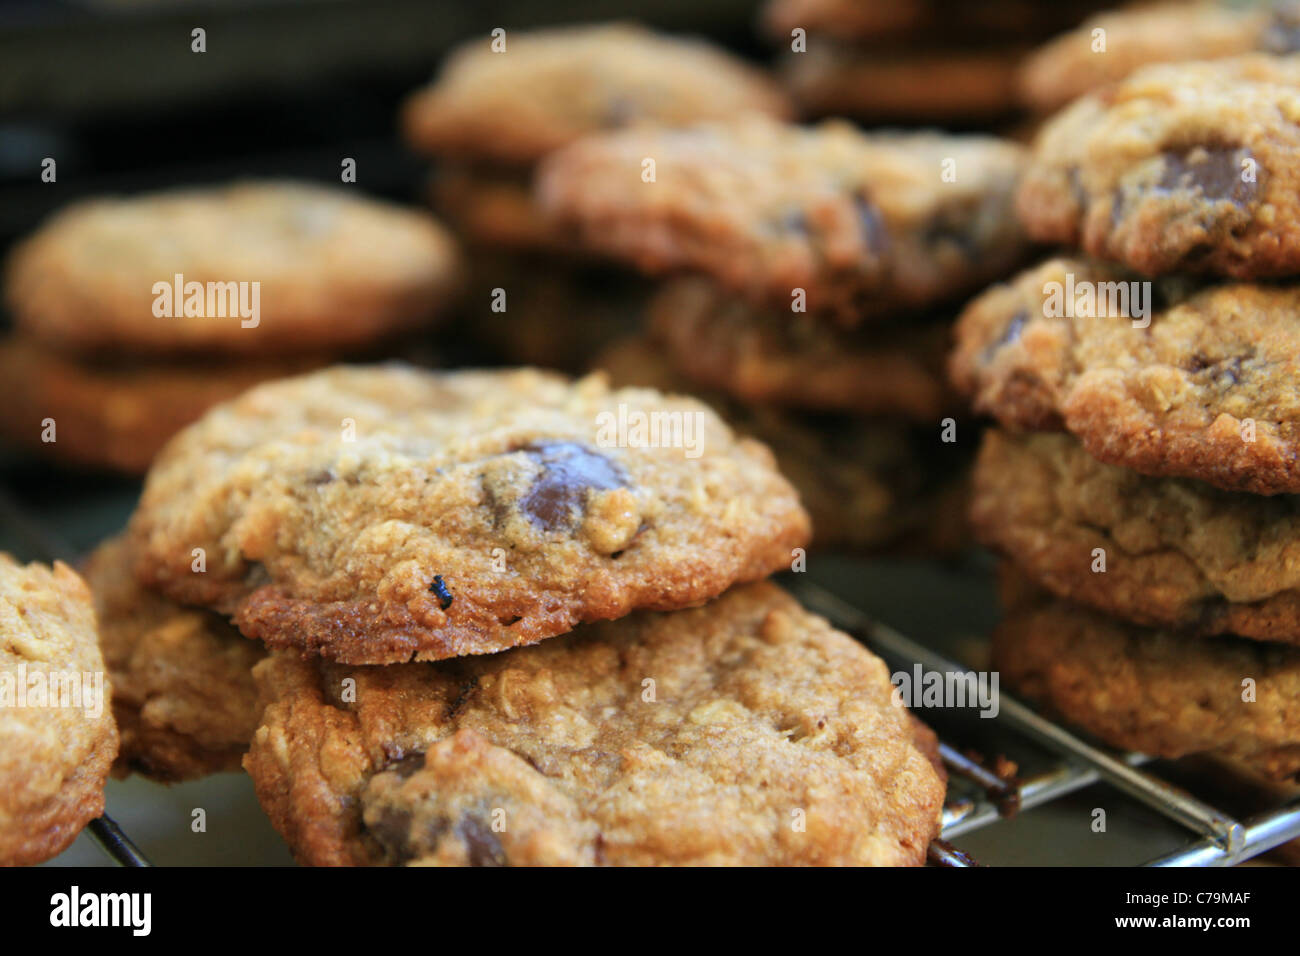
[538,118,1028,322]
[994,589,1300,782]
[244,582,946,866]
[974,430,1300,643]
[5,181,460,357]
[85,536,263,782]
[1016,55,1300,278]
[129,365,810,664]
[0,555,118,865]
[949,257,1300,495]
[401,23,791,165]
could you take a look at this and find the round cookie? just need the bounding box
[994,588,1300,782]
[648,278,954,420]
[1016,55,1300,278]
[539,118,1028,321]
[243,581,946,866]
[0,555,118,865]
[401,23,791,165]
[1020,1,1300,114]
[85,536,263,782]
[949,257,1300,495]
[0,336,327,474]
[128,364,811,665]
[974,429,1300,644]
[5,181,461,356]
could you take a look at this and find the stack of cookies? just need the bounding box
[536,116,1031,551]
[97,363,946,865]
[949,56,1300,785]
[399,23,791,371]
[758,0,1104,124]
[0,181,460,473]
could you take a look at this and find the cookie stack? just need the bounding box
[758,0,1104,124]
[0,181,460,473]
[398,23,791,371]
[950,56,1300,784]
[537,116,1031,551]
[98,363,945,865]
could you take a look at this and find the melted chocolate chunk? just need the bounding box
[365,806,416,864]
[385,752,428,779]
[1155,146,1258,207]
[428,574,453,610]
[853,193,889,254]
[985,309,1028,360]
[456,812,508,867]
[517,441,627,532]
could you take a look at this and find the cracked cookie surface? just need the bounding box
[128,364,810,664]
[244,581,945,866]
[949,257,1300,495]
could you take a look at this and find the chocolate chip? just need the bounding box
[1155,146,1257,207]
[777,207,810,236]
[517,441,627,532]
[428,574,453,610]
[365,806,417,864]
[456,812,507,867]
[853,193,889,254]
[984,309,1028,360]
[385,751,427,779]
[1261,9,1300,53]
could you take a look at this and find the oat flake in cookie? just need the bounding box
[244,582,946,866]
[0,555,118,865]
[128,365,810,665]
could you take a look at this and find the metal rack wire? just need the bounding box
[5,481,1299,867]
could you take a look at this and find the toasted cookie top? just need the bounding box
[0,554,118,865]
[243,581,946,866]
[1017,55,1300,277]
[5,181,460,356]
[128,364,810,664]
[974,430,1300,643]
[85,535,263,782]
[401,23,791,164]
[949,257,1300,495]
[538,118,1028,320]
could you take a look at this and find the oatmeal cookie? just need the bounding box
[0,555,117,865]
[85,536,263,782]
[128,365,810,664]
[994,588,1300,782]
[5,181,460,356]
[538,118,1028,322]
[974,429,1300,643]
[401,23,791,165]
[1016,55,1300,277]
[243,581,946,866]
[949,257,1300,495]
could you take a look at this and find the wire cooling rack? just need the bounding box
[3,479,1298,868]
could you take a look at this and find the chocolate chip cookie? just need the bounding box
[648,278,955,421]
[949,257,1300,495]
[994,585,1300,782]
[1020,1,1300,114]
[538,118,1028,321]
[1016,55,1300,278]
[5,181,460,356]
[0,555,118,865]
[401,23,791,165]
[243,581,946,866]
[0,336,326,474]
[128,365,810,665]
[85,536,263,782]
[974,429,1300,644]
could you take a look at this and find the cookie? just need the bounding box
[974,429,1300,643]
[0,336,327,474]
[5,181,460,356]
[1020,1,1300,113]
[594,337,971,554]
[949,257,1300,495]
[128,364,811,665]
[401,23,792,165]
[243,581,946,866]
[648,278,954,420]
[426,165,560,251]
[1016,55,1300,278]
[761,0,1103,43]
[0,555,118,865]
[780,43,1025,123]
[994,587,1300,782]
[538,118,1028,321]
[85,535,263,782]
